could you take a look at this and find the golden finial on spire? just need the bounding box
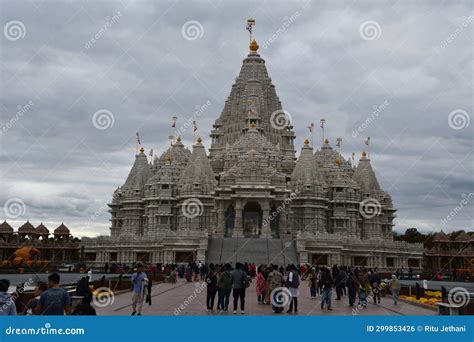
[197,137,202,144]
[176,136,181,143]
[249,39,259,53]
[250,122,257,129]
[139,147,145,153]
[304,138,310,145]
[335,158,341,167]
[362,151,367,157]
[324,138,329,145]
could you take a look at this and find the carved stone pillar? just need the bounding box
[261,201,271,238]
[233,200,243,238]
[217,201,226,237]
[279,207,287,238]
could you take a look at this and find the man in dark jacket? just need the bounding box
[370,272,382,304]
[320,267,334,310]
[217,264,232,312]
[335,267,347,300]
[231,263,249,314]
[346,271,360,307]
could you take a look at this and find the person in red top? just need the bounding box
[256,270,266,304]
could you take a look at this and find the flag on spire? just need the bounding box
[320,118,325,128]
[193,121,198,133]
[365,136,371,145]
[352,152,355,161]
[136,132,141,145]
[149,148,153,157]
[308,122,315,132]
[336,137,342,148]
[246,18,255,33]
[171,116,177,128]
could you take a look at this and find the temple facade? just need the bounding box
[82,38,423,270]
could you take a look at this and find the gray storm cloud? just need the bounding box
[0,0,472,237]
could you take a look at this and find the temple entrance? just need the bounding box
[175,251,195,263]
[243,202,262,238]
[270,206,280,238]
[225,206,235,237]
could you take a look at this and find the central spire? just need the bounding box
[208,18,296,175]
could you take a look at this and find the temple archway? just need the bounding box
[243,202,262,238]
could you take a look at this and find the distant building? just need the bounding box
[425,230,473,275]
[0,221,80,263]
[82,34,423,270]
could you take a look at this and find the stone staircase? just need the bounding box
[207,237,298,266]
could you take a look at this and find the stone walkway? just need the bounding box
[96,278,437,316]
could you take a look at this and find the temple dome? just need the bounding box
[54,223,70,236]
[353,152,382,195]
[178,140,216,195]
[291,142,326,194]
[18,221,36,235]
[0,221,13,234]
[153,138,191,173]
[36,223,49,235]
[122,148,152,190]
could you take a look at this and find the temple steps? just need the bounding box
[206,237,298,266]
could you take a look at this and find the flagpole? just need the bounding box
[320,118,326,146]
[135,131,139,155]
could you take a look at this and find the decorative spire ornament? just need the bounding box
[246,18,255,43]
[320,118,326,146]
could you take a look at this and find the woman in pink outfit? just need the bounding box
[256,270,266,304]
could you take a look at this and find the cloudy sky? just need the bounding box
[0,0,472,237]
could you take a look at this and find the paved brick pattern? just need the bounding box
[95,279,436,316]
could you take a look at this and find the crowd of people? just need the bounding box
[0,262,403,316]
[147,262,402,315]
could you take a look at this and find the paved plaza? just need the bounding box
[95,278,436,316]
